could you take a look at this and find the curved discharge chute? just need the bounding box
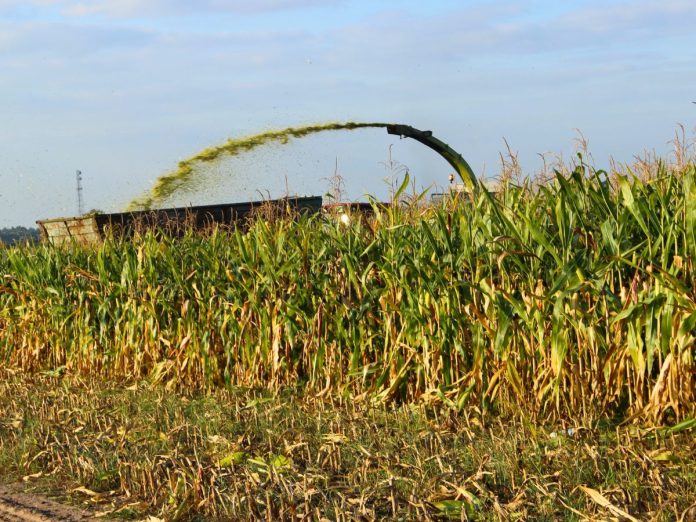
[386,124,477,190]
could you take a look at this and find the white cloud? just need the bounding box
[0,0,341,18]
[309,0,696,78]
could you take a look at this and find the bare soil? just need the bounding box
[0,486,94,522]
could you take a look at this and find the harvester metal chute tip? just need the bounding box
[385,124,478,189]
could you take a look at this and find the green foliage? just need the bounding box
[1,164,695,422]
[0,226,39,246]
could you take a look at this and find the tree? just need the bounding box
[0,226,40,246]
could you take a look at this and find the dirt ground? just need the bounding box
[0,486,94,522]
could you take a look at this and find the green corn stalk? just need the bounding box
[0,162,694,422]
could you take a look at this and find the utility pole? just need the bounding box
[76,170,84,216]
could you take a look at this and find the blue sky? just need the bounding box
[0,0,694,226]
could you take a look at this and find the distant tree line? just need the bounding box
[0,226,40,246]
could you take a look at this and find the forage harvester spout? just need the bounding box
[386,124,477,190]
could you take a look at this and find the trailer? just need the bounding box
[37,196,323,245]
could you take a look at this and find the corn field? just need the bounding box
[1,162,695,423]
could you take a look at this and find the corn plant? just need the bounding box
[0,163,694,423]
